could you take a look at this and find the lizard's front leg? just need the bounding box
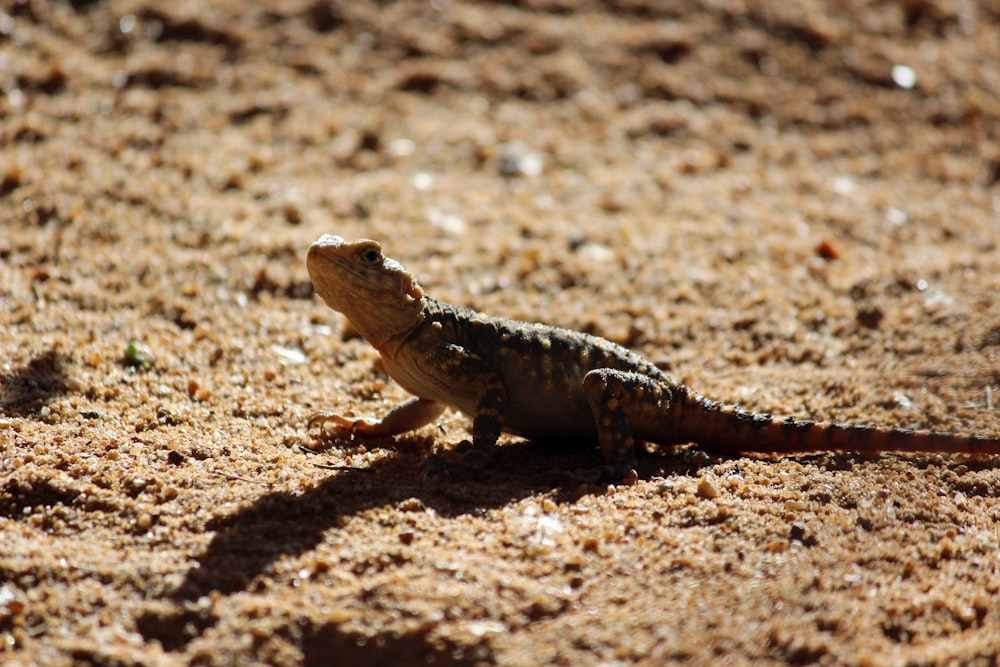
[461,371,506,466]
[309,396,446,440]
[419,342,507,466]
[583,368,680,471]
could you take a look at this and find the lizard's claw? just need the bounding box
[307,412,373,440]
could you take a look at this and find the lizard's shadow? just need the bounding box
[169,438,712,601]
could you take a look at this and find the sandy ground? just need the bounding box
[3,1,1000,664]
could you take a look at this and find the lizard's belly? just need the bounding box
[382,353,598,441]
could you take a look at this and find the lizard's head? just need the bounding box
[307,235,425,353]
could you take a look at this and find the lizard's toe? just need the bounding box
[569,463,639,485]
[308,412,362,439]
[306,412,329,431]
[420,441,494,480]
[457,446,493,470]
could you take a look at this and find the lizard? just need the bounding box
[305,234,1000,476]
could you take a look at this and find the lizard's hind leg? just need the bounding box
[583,369,681,467]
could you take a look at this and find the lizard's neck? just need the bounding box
[361,300,428,360]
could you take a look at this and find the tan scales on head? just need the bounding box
[306,235,425,357]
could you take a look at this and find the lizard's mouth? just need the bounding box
[306,252,355,306]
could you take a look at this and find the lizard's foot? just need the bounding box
[457,443,494,470]
[307,412,376,440]
[569,463,639,485]
[421,440,494,478]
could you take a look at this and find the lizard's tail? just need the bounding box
[676,394,1000,456]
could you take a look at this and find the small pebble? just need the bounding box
[697,476,721,499]
[498,142,543,177]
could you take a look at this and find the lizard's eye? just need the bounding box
[359,246,381,264]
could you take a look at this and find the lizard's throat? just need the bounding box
[349,307,423,360]
[367,327,415,360]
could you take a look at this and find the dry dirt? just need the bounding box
[4,1,1000,665]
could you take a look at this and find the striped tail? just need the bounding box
[676,394,1000,456]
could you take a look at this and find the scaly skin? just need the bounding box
[306,235,1000,471]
